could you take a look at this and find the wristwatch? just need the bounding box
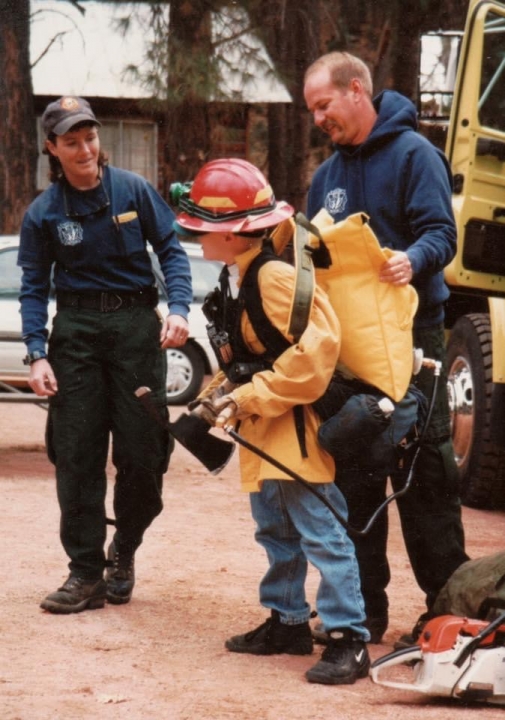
[23,351,47,366]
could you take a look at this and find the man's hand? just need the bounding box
[28,358,58,397]
[379,251,413,286]
[160,314,189,349]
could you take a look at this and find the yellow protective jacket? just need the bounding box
[202,245,340,493]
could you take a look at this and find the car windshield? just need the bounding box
[189,257,221,302]
[150,251,221,303]
[0,247,22,297]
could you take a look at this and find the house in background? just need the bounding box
[30,0,291,195]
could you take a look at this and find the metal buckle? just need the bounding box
[100,292,123,312]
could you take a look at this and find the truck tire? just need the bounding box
[446,313,505,509]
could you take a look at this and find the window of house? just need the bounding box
[37,119,158,190]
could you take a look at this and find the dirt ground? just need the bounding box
[1,395,505,720]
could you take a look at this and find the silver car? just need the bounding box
[0,238,221,405]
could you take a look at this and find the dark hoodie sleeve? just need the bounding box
[402,140,457,275]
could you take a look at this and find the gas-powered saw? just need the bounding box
[370,613,505,705]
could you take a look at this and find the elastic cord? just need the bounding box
[178,196,277,223]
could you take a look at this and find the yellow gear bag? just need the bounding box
[270,210,418,402]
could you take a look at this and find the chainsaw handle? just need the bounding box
[370,646,423,690]
[454,610,505,667]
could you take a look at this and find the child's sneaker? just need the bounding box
[306,629,370,684]
[225,610,313,655]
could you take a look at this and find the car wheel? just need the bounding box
[165,343,205,406]
[446,313,505,509]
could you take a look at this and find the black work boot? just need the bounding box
[40,575,107,614]
[106,541,135,605]
[225,610,313,655]
[306,629,370,685]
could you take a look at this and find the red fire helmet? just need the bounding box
[173,158,294,234]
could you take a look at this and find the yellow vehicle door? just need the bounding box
[445,0,505,295]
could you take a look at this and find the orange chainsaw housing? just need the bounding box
[418,615,505,653]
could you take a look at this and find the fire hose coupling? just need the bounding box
[422,358,442,376]
[413,348,442,376]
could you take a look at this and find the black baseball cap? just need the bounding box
[42,96,101,137]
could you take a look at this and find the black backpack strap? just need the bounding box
[240,246,309,458]
[240,247,292,358]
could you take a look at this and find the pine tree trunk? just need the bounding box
[163,0,213,186]
[250,0,321,211]
[0,0,37,233]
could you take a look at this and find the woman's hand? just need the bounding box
[160,314,189,348]
[29,358,58,396]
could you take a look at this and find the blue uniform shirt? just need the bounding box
[18,165,192,354]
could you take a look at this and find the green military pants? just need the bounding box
[46,306,171,581]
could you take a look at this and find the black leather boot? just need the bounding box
[106,541,135,605]
[40,575,106,614]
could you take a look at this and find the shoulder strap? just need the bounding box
[240,245,309,458]
[287,212,332,342]
[240,246,291,358]
[286,214,314,342]
[244,215,327,347]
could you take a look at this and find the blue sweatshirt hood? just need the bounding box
[337,90,419,158]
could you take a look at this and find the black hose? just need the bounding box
[226,371,440,537]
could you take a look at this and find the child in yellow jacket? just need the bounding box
[173,158,370,686]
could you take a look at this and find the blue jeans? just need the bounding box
[250,479,369,639]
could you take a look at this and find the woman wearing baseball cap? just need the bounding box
[18,97,192,614]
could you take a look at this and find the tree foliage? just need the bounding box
[245,1,321,208]
[124,0,323,204]
[0,0,471,232]
[125,0,467,206]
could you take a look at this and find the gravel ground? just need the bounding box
[1,400,504,720]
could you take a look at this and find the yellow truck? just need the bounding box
[419,0,505,508]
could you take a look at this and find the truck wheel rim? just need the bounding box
[447,355,474,470]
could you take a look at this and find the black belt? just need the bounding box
[56,286,158,312]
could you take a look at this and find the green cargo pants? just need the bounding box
[46,305,172,581]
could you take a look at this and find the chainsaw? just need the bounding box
[370,613,505,705]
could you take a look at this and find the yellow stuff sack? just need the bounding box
[271,211,418,401]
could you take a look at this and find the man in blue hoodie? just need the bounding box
[304,52,469,645]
